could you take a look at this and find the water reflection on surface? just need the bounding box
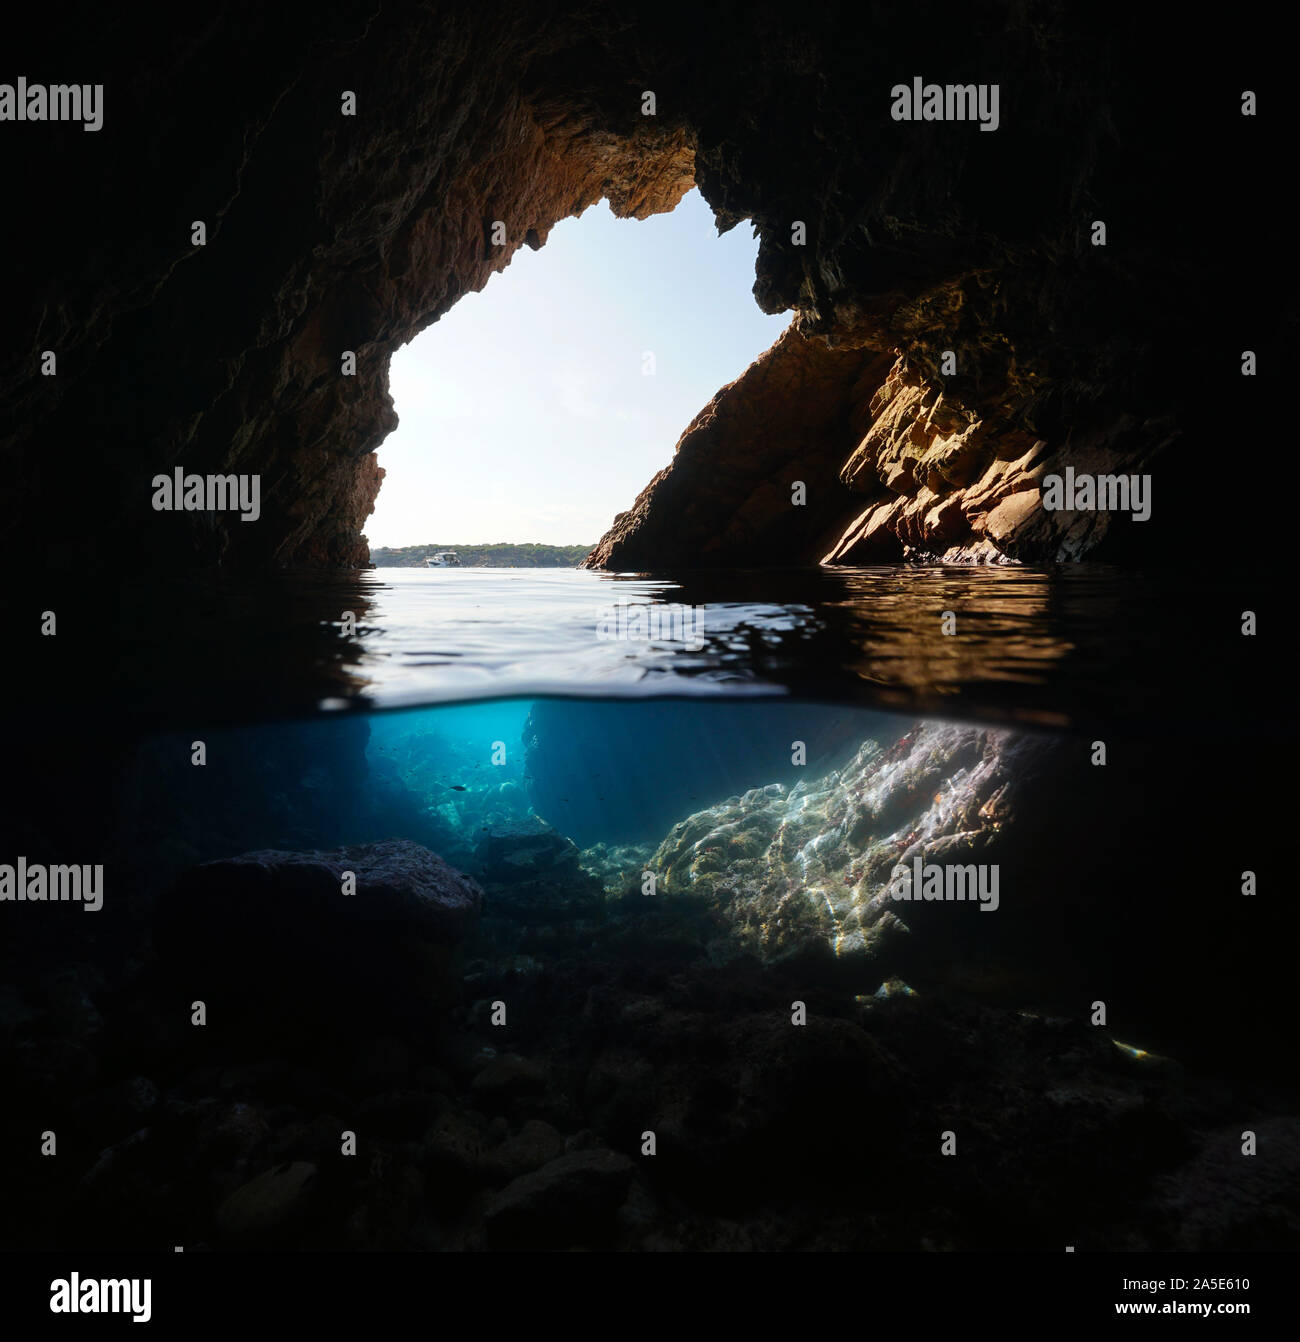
[104,563,1261,733]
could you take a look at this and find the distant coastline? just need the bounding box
[370,542,591,568]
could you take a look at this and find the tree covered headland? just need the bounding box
[369,542,591,567]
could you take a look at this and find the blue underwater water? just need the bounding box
[118,695,900,882]
[363,696,891,847]
[106,685,1281,1079]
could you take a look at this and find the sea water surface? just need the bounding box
[105,562,1265,735]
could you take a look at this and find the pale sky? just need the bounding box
[366,189,790,548]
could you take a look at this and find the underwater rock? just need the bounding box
[471,1054,548,1100]
[81,1126,155,1191]
[69,1076,160,1143]
[196,1101,272,1163]
[474,818,602,922]
[484,1148,635,1248]
[154,839,482,1027]
[646,1014,904,1197]
[647,721,1058,981]
[482,1119,567,1184]
[422,1112,489,1197]
[422,1109,569,1196]
[215,1161,319,1247]
[1153,1117,1300,1252]
[579,842,658,897]
[476,817,583,884]
[343,1156,426,1252]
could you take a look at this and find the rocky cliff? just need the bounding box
[2,3,1274,571]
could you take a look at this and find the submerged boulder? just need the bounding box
[154,839,482,1027]
[474,818,602,921]
[484,1148,635,1248]
[647,721,1063,983]
[476,817,583,883]
[215,1161,319,1247]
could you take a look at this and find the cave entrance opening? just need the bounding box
[364,188,788,567]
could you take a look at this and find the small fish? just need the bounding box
[448,784,467,792]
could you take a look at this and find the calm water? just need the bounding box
[92,563,1266,735]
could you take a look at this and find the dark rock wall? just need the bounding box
[2,3,1277,572]
[4,2,693,571]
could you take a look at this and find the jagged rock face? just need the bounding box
[822,357,1181,563]
[647,721,1059,973]
[2,5,1267,570]
[585,334,1183,568]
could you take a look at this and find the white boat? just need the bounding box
[425,551,461,567]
